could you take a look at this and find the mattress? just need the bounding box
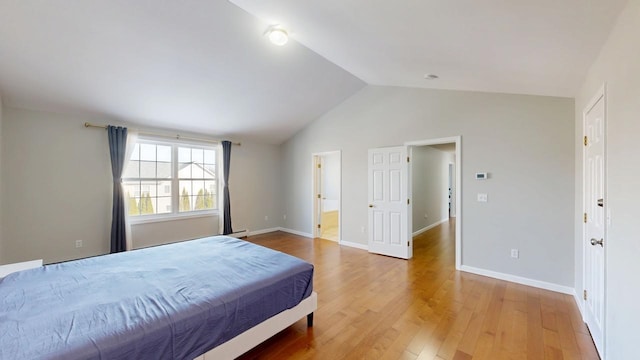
[0,236,313,360]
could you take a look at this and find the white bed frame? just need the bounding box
[0,259,43,278]
[0,259,316,360]
[195,291,318,360]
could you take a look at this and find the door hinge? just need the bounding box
[584,213,587,223]
[584,136,588,146]
[317,163,321,168]
[408,241,410,247]
[583,289,587,300]
[407,156,410,163]
[407,198,410,205]
[317,224,321,229]
[317,194,321,199]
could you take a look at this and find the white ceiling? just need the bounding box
[231,0,627,97]
[0,1,628,144]
[0,1,365,144]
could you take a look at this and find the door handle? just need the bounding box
[590,238,604,247]
[597,198,604,207]
[368,204,374,208]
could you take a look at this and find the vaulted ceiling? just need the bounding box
[0,1,627,144]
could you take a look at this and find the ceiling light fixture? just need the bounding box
[265,26,289,46]
[424,74,439,80]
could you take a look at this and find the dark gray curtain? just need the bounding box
[222,140,233,235]
[108,126,128,253]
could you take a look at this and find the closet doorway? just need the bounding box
[312,151,341,242]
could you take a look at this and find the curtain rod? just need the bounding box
[84,122,240,146]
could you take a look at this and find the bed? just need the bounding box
[0,236,316,360]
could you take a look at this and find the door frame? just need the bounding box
[582,84,607,358]
[405,136,462,270]
[311,151,342,242]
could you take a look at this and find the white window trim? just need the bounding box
[125,136,220,223]
[128,210,218,225]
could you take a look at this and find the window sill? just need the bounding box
[129,211,219,226]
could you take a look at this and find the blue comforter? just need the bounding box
[0,236,313,360]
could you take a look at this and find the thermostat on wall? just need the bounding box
[475,172,488,180]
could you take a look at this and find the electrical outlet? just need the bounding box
[283,214,287,220]
[360,226,365,233]
[510,249,519,259]
[477,193,488,202]
[75,240,83,248]
[424,213,428,219]
[264,215,268,221]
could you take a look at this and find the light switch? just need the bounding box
[477,193,488,202]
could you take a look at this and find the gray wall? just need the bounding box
[0,94,3,263]
[281,85,575,287]
[411,146,451,232]
[0,106,283,264]
[574,0,640,357]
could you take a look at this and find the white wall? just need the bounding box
[0,106,283,264]
[574,0,640,357]
[411,146,450,233]
[281,85,575,287]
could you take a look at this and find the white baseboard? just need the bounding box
[248,227,280,236]
[459,265,574,295]
[278,227,313,238]
[412,218,449,236]
[573,290,584,317]
[339,240,368,251]
[227,230,250,238]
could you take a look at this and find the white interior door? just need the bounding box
[584,93,605,356]
[368,146,411,259]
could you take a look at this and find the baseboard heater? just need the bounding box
[228,230,249,239]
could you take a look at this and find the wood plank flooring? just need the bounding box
[238,220,598,359]
[320,210,339,242]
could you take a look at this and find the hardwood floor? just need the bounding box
[238,220,598,359]
[320,210,339,242]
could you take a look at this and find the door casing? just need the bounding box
[312,151,342,242]
[405,136,462,270]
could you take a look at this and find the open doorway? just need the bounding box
[410,144,455,234]
[406,137,461,269]
[312,151,341,242]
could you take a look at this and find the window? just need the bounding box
[123,138,218,218]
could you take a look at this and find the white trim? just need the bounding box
[460,265,574,295]
[0,259,43,278]
[279,227,313,238]
[584,84,606,115]
[412,218,449,236]
[405,136,462,270]
[339,240,368,251]
[130,211,217,225]
[249,227,280,236]
[574,290,584,316]
[581,83,607,359]
[200,292,317,359]
[311,151,342,242]
[227,230,250,238]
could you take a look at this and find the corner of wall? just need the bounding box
[0,94,4,264]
